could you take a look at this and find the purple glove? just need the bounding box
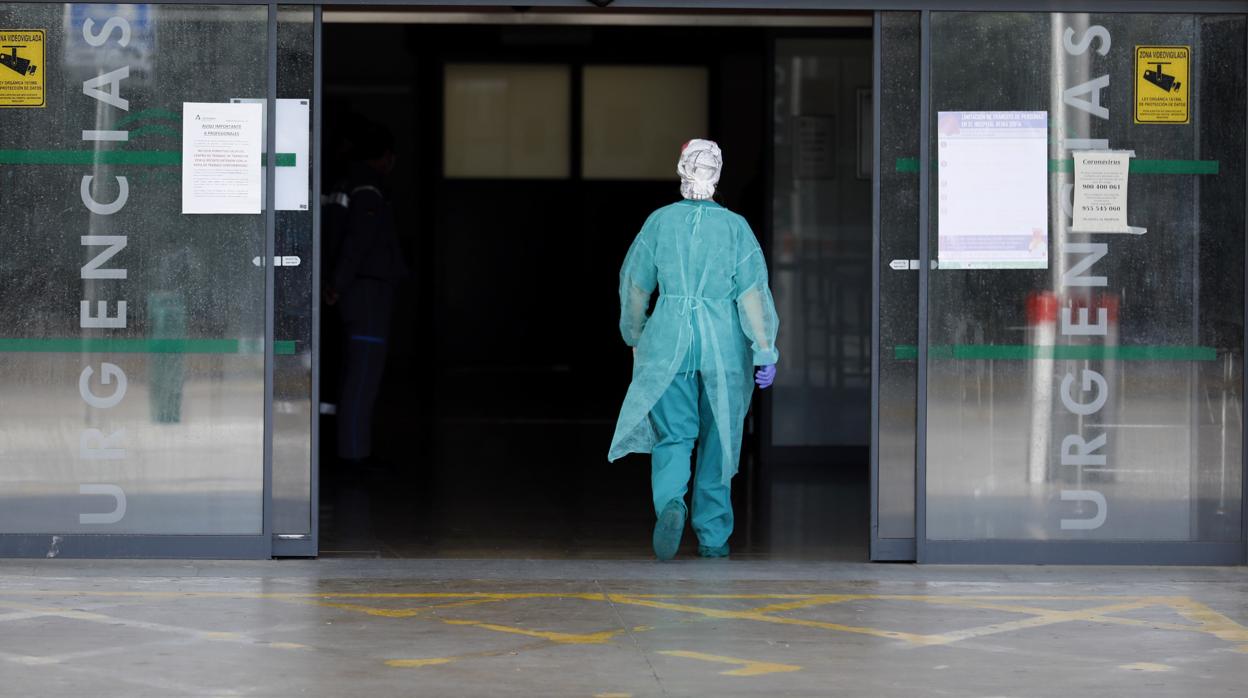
[755,364,776,389]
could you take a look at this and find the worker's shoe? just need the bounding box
[698,543,730,559]
[653,500,687,561]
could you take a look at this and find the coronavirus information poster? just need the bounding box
[182,102,263,215]
[1072,151,1131,233]
[937,111,1049,270]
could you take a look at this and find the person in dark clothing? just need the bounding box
[325,122,408,532]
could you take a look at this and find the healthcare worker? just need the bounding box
[609,139,779,561]
[324,122,408,519]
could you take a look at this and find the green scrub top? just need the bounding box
[608,200,780,484]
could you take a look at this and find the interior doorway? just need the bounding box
[316,12,873,559]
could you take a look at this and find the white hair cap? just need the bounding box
[677,139,722,201]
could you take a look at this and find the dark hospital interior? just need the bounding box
[317,20,873,559]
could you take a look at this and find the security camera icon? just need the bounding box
[0,46,36,76]
[1143,62,1180,93]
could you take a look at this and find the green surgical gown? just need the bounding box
[608,200,780,484]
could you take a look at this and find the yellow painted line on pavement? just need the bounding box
[972,605,1207,636]
[880,594,1156,603]
[0,591,1099,600]
[304,597,504,618]
[6,589,1247,655]
[0,590,614,601]
[386,657,455,668]
[294,592,608,601]
[659,650,801,677]
[914,594,1182,613]
[326,592,607,600]
[921,601,1156,645]
[607,594,1210,649]
[309,591,1248,654]
[1167,597,1248,644]
[746,595,857,614]
[387,634,594,669]
[913,596,1172,625]
[443,618,625,644]
[0,590,1176,602]
[201,631,245,640]
[1120,662,1175,672]
[911,595,1248,643]
[623,594,825,600]
[606,595,935,645]
[959,598,1245,641]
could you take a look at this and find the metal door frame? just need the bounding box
[272,4,323,558]
[868,11,919,562]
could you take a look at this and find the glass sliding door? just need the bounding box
[921,11,1246,564]
[0,3,273,557]
[768,34,873,557]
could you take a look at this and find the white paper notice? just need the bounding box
[276,99,311,211]
[1072,151,1131,233]
[937,111,1049,270]
[182,102,263,214]
[230,97,311,211]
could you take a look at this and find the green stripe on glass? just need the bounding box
[115,107,181,128]
[895,157,1217,175]
[0,338,298,355]
[129,124,180,140]
[0,150,181,165]
[1050,159,1219,175]
[892,344,1216,361]
[0,150,296,167]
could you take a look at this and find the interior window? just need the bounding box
[582,65,709,180]
[443,63,571,178]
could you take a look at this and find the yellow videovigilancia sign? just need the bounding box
[0,29,44,108]
[1135,45,1189,124]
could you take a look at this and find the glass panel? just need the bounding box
[771,38,872,447]
[926,12,1245,543]
[877,12,921,539]
[274,5,314,535]
[443,63,570,179]
[0,3,268,535]
[582,65,707,180]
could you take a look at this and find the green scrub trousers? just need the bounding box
[648,330,733,550]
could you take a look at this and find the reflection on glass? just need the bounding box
[771,38,873,448]
[926,12,1245,543]
[0,4,268,535]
